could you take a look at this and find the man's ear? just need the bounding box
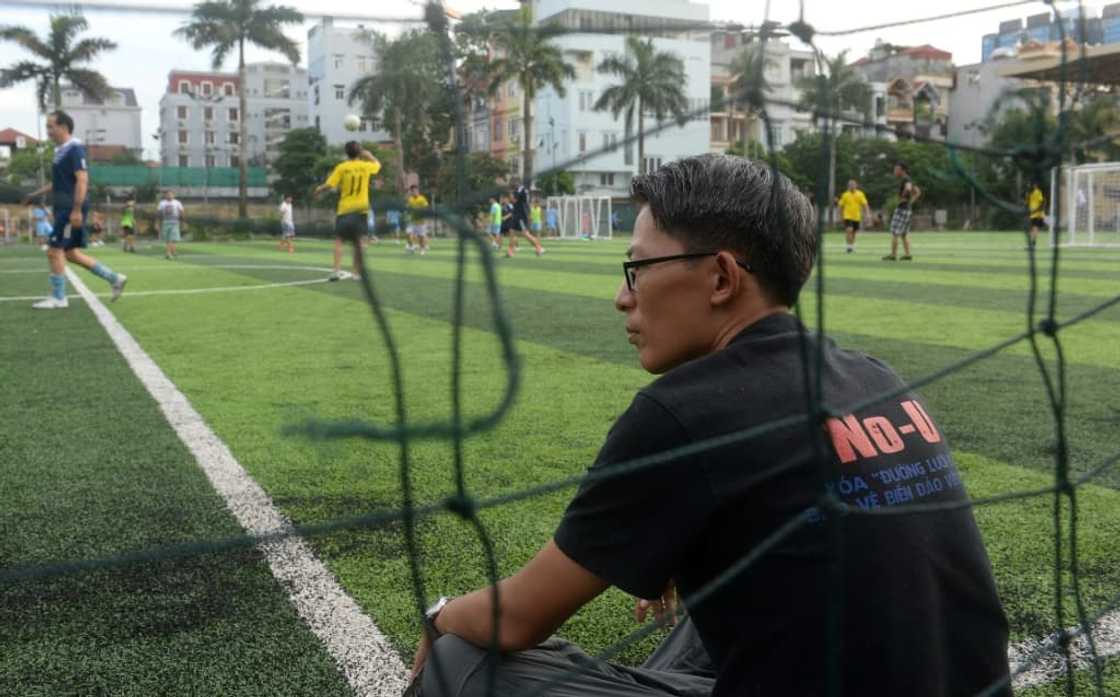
[710,251,742,307]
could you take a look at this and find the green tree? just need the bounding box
[176,0,303,218]
[486,7,574,185]
[798,51,871,222]
[437,153,508,212]
[350,30,445,195]
[724,43,774,152]
[535,170,575,196]
[109,150,142,165]
[6,142,54,186]
[272,127,326,205]
[1065,95,1120,164]
[0,12,116,110]
[594,35,688,177]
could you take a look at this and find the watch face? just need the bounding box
[426,596,449,620]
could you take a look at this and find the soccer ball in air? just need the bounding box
[344,114,361,132]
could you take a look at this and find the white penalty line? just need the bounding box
[64,267,409,697]
[1010,609,1120,690]
[0,276,335,302]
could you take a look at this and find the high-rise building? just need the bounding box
[307,17,388,145]
[59,86,142,158]
[158,65,308,169]
[981,7,1103,62]
[529,0,711,195]
[709,30,816,154]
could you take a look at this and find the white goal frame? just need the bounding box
[1050,162,1120,247]
[547,195,613,240]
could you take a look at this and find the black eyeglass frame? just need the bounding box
[622,252,753,292]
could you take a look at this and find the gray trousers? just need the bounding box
[421,618,716,697]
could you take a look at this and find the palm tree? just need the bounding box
[0,12,116,110]
[486,7,574,185]
[798,50,870,221]
[594,35,689,177]
[725,43,774,152]
[349,31,444,195]
[176,0,302,218]
[1066,95,1120,163]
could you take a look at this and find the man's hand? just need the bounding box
[69,209,83,230]
[634,583,678,626]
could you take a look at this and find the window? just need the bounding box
[333,54,344,69]
[493,119,503,142]
[205,154,216,168]
[599,172,615,186]
[507,81,517,97]
[357,55,370,72]
[361,119,372,132]
[334,84,345,100]
[201,81,213,96]
[313,84,320,106]
[228,108,239,121]
[230,153,240,167]
[579,132,587,153]
[578,90,595,111]
[875,96,886,118]
[642,156,662,174]
[224,82,235,96]
[206,131,216,145]
[509,120,520,141]
[602,132,609,150]
[178,130,189,144]
[178,154,189,167]
[610,133,618,150]
[228,132,239,145]
[315,115,320,130]
[176,105,188,119]
[178,80,191,94]
[204,107,213,121]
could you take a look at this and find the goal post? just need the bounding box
[1050,162,1120,247]
[547,196,613,240]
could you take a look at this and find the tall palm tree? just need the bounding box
[798,50,870,221]
[349,31,444,195]
[594,35,689,177]
[725,43,774,152]
[176,0,302,218]
[486,7,574,185]
[0,12,116,111]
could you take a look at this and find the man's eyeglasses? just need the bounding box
[622,252,753,293]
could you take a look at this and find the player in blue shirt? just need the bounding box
[29,199,52,250]
[23,111,126,309]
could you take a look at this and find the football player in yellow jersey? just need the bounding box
[1027,181,1046,248]
[313,141,382,280]
[405,184,432,255]
[836,179,871,254]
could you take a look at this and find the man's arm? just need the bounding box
[907,182,921,205]
[359,148,380,166]
[69,170,89,227]
[414,540,608,675]
[23,183,52,204]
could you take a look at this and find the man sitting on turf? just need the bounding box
[410,154,1010,697]
[313,140,381,280]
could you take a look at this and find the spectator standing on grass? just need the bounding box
[884,160,920,261]
[22,110,126,309]
[30,199,52,251]
[157,190,185,260]
[120,198,137,253]
[546,200,559,238]
[278,194,295,254]
[408,154,1009,697]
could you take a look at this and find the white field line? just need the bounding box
[64,267,409,697]
[1010,609,1120,690]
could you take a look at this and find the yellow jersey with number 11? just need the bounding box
[326,159,382,215]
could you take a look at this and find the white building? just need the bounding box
[307,17,389,144]
[243,62,310,166]
[59,86,142,157]
[709,30,816,154]
[530,0,712,195]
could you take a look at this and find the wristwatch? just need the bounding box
[424,596,451,637]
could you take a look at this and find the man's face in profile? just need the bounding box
[616,206,716,374]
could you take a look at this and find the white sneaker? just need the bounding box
[536,247,546,257]
[32,297,68,309]
[419,248,428,256]
[111,274,127,302]
[328,270,347,282]
[39,244,48,252]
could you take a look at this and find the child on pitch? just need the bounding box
[22,110,126,309]
[836,179,871,254]
[1027,180,1046,248]
[120,197,137,252]
[488,196,502,248]
[30,199,52,251]
[278,194,295,253]
[545,200,559,238]
[405,184,431,255]
[530,197,543,238]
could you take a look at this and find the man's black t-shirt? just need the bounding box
[555,312,1009,697]
[513,185,530,223]
[500,203,515,234]
[898,175,914,209]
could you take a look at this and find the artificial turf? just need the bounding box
[1,230,1117,694]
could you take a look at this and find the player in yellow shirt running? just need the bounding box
[836,179,871,254]
[313,141,382,280]
[1027,181,1046,249]
[405,184,432,256]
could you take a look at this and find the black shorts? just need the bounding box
[335,212,366,240]
[844,219,860,231]
[1030,216,1045,228]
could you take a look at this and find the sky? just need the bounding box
[0,0,1071,160]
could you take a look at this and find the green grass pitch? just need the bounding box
[1,230,1117,695]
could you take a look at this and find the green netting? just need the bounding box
[89,164,268,188]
